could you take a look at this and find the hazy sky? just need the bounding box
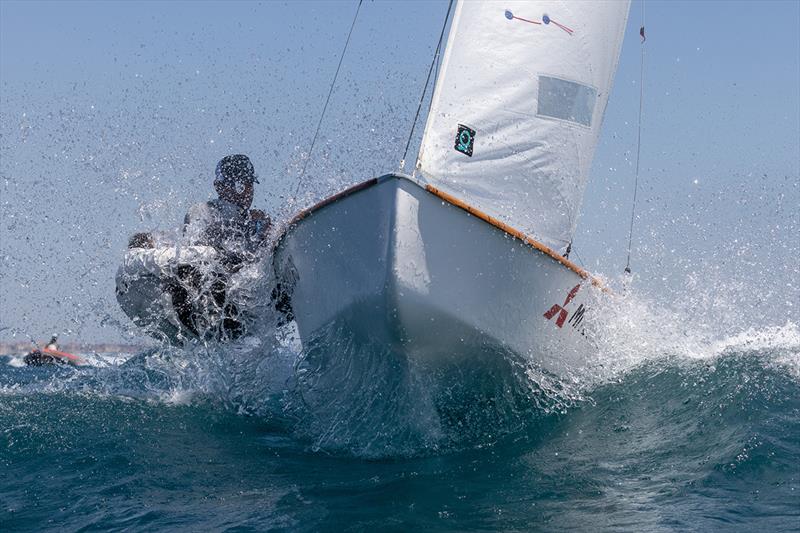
[1,1,798,344]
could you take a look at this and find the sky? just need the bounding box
[1,0,798,344]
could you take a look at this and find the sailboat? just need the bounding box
[272,0,630,377]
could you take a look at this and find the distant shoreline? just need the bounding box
[0,342,145,356]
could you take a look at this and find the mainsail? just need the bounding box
[417,0,630,253]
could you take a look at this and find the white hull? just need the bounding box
[273,174,600,377]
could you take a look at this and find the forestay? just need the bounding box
[417,0,630,252]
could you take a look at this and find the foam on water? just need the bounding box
[586,276,800,381]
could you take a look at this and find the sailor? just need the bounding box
[183,154,271,268]
[24,335,61,366]
[44,334,58,351]
[173,154,272,337]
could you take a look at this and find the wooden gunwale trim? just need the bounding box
[425,184,604,288]
[279,174,605,290]
[289,178,379,225]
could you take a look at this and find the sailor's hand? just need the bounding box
[249,209,272,244]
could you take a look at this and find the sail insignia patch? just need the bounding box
[454,124,475,157]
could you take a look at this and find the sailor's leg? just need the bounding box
[165,265,203,336]
[209,275,243,339]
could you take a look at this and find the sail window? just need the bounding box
[537,76,597,127]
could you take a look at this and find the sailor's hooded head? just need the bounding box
[214,154,258,208]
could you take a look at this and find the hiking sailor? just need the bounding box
[169,154,272,338]
[184,154,271,266]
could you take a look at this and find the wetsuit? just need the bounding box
[168,199,268,338]
[183,198,267,267]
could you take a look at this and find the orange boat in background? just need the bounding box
[23,336,86,366]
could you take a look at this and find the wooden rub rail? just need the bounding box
[290,178,379,225]
[425,184,605,288]
[281,174,605,290]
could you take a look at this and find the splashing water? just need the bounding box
[3,271,798,458]
[2,272,799,530]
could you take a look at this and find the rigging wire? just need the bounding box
[293,0,364,198]
[572,248,586,268]
[431,36,442,103]
[399,0,455,172]
[624,0,646,274]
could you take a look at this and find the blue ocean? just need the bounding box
[1,301,798,532]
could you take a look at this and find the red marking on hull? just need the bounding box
[543,284,581,328]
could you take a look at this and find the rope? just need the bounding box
[294,0,363,197]
[624,1,646,274]
[399,0,455,171]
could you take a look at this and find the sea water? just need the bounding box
[1,294,798,532]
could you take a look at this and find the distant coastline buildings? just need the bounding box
[0,342,143,356]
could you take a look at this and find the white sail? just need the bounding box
[417,0,630,252]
